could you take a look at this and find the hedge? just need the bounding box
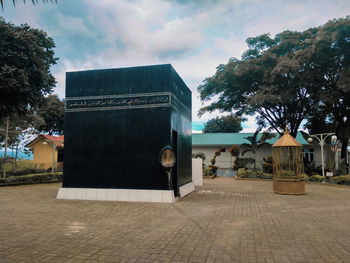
[0,172,63,186]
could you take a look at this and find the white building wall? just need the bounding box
[193,145,323,170]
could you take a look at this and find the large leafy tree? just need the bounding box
[35,94,64,135]
[198,29,319,138]
[198,17,350,159]
[203,115,244,133]
[0,17,57,119]
[303,18,350,159]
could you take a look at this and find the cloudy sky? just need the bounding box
[1,0,349,132]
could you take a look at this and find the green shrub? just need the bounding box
[309,174,324,182]
[192,152,206,160]
[233,157,255,170]
[209,165,218,173]
[237,168,247,178]
[203,167,213,176]
[262,156,273,174]
[260,173,273,179]
[297,173,309,181]
[0,172,62,186]
[237,169,267,179]
[274,170,296,179]
[330,175,350,185]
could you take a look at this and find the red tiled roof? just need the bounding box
[26,134,64,147]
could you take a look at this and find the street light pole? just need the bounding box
[308,133,337,181]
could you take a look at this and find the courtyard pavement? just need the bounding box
[1,178,350,263]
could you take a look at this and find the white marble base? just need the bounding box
[192,158,203,186]
[179,182,195,197]
[57,188,175,203]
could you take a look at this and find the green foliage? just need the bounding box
[209,165,217,173]
[237,168,246,177]
[203,115,245,133]
[297,173,309,181]
[192,152,206,160]
[262,156,273,173]
[233,157,255,170]
[198,17,350,143]
[275,171,296,179]
[35,95,65,135]
[237,168,272,179]
[330,175,350,185]
[309,174,325,182]
[260,173,273,179]
[0,172,62,186]
[229,146,240,157]
[240,128,275,169]
[203,167,214,177]
[0,17,57,119]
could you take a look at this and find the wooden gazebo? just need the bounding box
[272,127,305,195]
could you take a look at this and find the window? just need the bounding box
[303,149,314,163]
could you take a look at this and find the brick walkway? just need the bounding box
[1,178,350,263]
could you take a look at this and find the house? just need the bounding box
[26,135,64,170]
[192,132,324,170]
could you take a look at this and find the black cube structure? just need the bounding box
[57,64,193,203]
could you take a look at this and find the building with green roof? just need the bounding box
[192,132,320,170]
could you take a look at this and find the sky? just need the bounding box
[1,0,349,132]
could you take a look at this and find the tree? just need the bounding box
[198,30,319,138]
[198,17,350,159]
[240,128,275,169]
[35,95,64,135]
[0,17,57,119]
[0,113,40,173]
[0,0,56,10]
[302,18,350,159]
[203,115,245,133]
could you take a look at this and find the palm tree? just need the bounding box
[240,128,275,169]
[1,0,56,10]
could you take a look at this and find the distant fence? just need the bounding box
[0,159,63,178]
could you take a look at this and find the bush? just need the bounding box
[330,175,350,185]
[209,165,218,173]
[203,167,214,176]
[192,152,206,160]
[0,172,63,186]
[274,171,296,179]
[309,174,324,182]
[237,169,270,179]
[237,168,247,178]
[233,157,255,170]
[297,173,309,181]
[260,173,273,179]
[262,156,273,174]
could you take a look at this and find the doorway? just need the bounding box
[171,130,179,196]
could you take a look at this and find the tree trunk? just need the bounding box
[14,144,19,173]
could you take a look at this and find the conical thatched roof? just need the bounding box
[273,127,302,147]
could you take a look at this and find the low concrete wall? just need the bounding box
[192,158,203,186]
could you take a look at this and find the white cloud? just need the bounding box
[3,0,350,132]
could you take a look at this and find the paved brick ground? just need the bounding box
[1,178,350,263]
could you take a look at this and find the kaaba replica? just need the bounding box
[57,64,194,203]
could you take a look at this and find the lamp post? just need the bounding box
[307,133,337,181]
